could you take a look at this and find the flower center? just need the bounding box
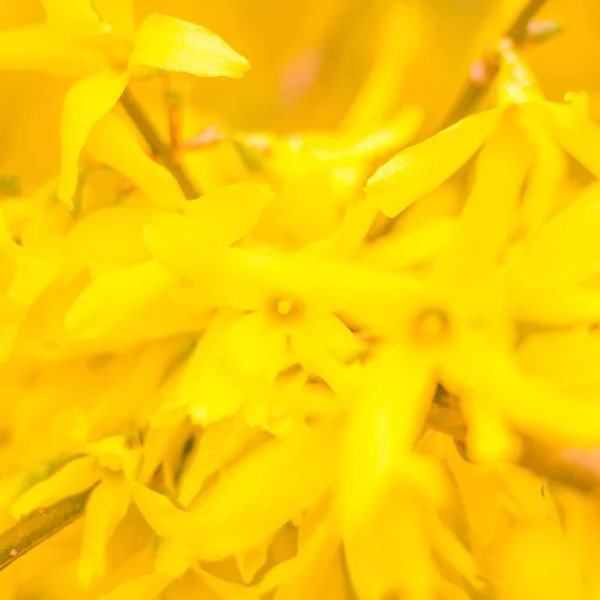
[267,295,305,323]
[412,307,451,346]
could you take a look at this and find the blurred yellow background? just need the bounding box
[0,0,599,191]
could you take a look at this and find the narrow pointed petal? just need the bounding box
[78,475,131,586]
[518,327,600,390]
[186,312,287,425]
[65,260,179,339]
[184,183,273,244]
[365,109,501,217]
[64,206,155,276]
[511,281,600,326]
[290,307,360,396]
[144,213,224,281]
[58,70,129,204]
[519,116,565,237]
[130,14,250,78]
[12,456,102,519]
[340,343,434,533]
[87,115,185,210]
[524,100,600,178]
[185,422,337,560]
[446,336,600,446]
[434,109,533,289]
[520,182,600,287]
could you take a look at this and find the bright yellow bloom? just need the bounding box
[0,0,249,205]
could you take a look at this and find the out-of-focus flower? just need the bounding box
[0,0,249,205]
[4,1,600,600]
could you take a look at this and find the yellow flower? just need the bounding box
[0,0,250,205]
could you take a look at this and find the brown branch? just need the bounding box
[120,88,201,200]
[0,486,97,572]
[441,0,551,128]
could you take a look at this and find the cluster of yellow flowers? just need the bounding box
[2,0,600,598]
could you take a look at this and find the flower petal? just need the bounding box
[519,115,565,237]
[185,312,287,425]
[137,421,338,562]
[446,336,600,446]
[42,0,100,25]
[87,115,185,210]
[145,213,225,281]
[433,108,533,291]
[524,100,600,178]
[178,417,253,507]
[58,70,129,205]
[520,182,600,287]
[78,475,131,586]
[64,205,155,276]
[130,14,250,79]
[65,260,179,339]
[511,281,600,326]
[365,108,501,217]
[184,183,273,245]
[340,343,434,532]
[12,456,102,519]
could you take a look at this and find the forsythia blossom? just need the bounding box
[2,0,600,599]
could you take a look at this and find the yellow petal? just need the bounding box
[178,417,253,508]
[12,456,101,519]
[447,336,600,446]
[197,568,262,600]
[65,206,155,276]
[184,183,273,244]
[58,70,129,205]
[155,539,189,577]
[131,484,189,539]
[65,260,179,339]
[365,108,502,217]
[524,100,600,178]
[42,0,100,25]
[519,115,565,237]
[171,421,338,561]
[130,14,250,79]
[300,199,378,259]
[145,213,224,281]
[186,312,287,424]
[340,344,434,533]
[520,182,600,287]
[78,475,131,586]
[345,484,435,600]
[510,281,600,326]
[100,573,174,600]
[87,114,185,210]
[290,307,360,396]
[0,26,105,77]
[518,327,600,390]
[433,108,533,290]
[463,403,520,464]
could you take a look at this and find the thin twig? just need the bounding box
[120,88,201,200]
[0,486,96,572]
[441,0,550,128]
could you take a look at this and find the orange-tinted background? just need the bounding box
[0,0,598,189]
